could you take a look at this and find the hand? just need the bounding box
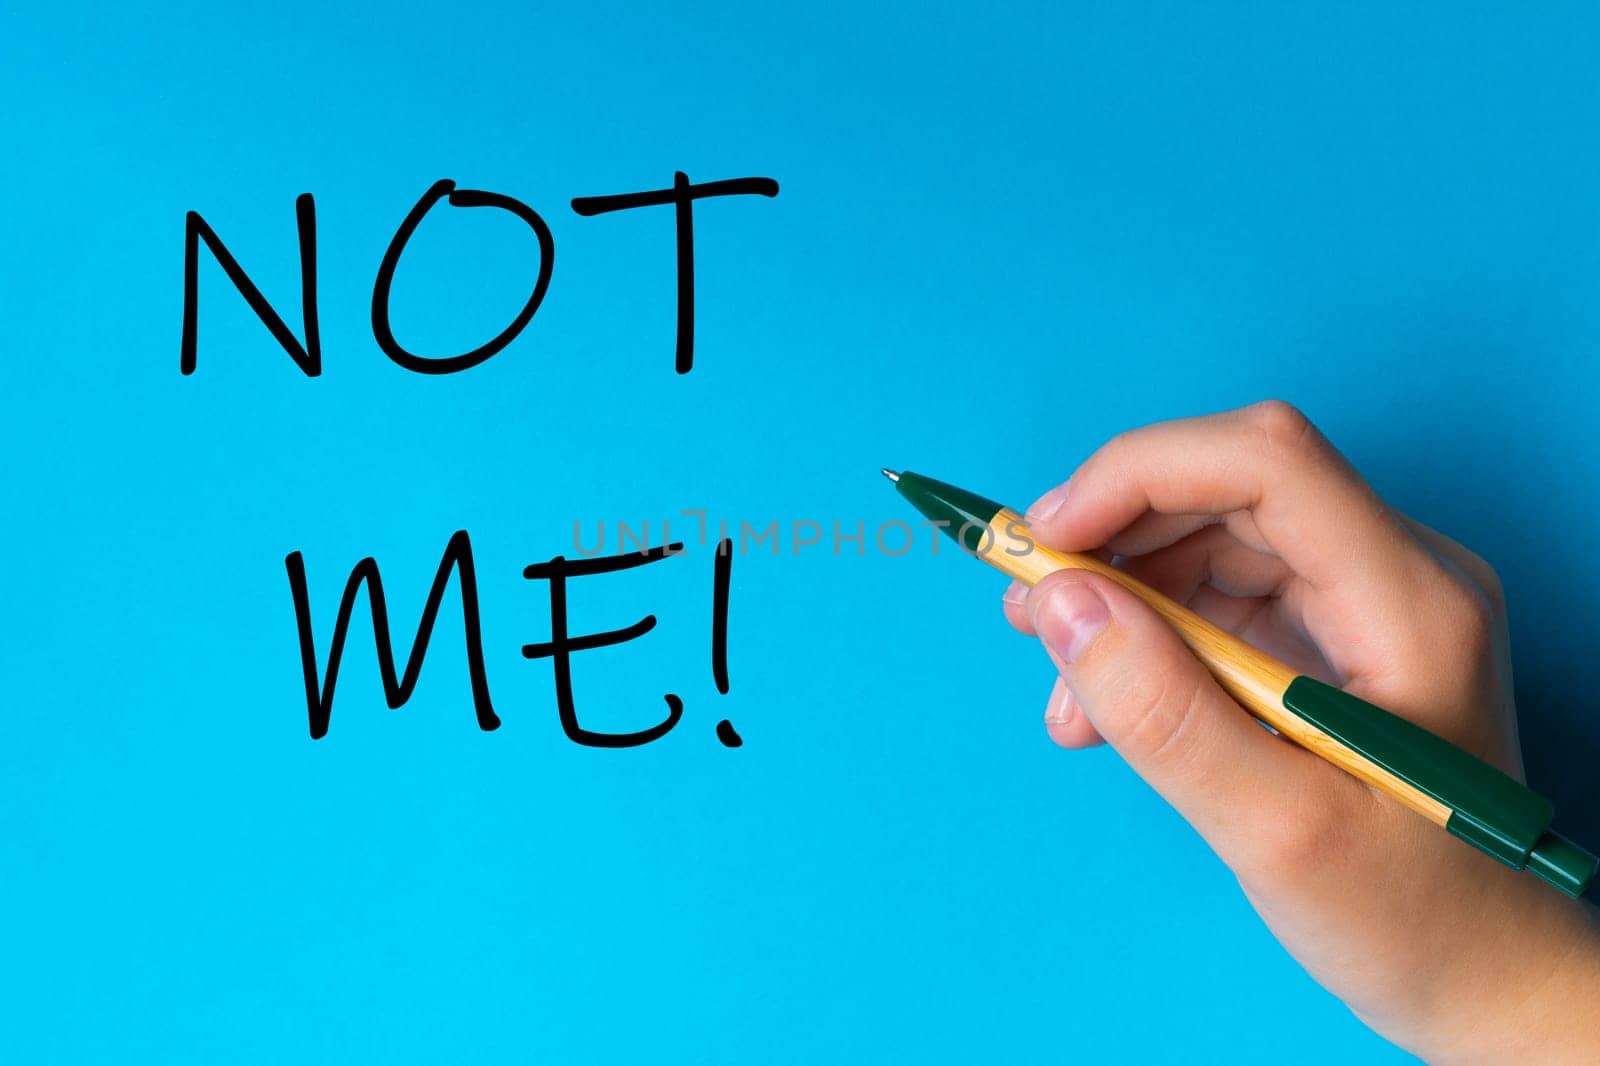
[1003,400,1600,1063]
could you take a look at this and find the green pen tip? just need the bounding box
[881,468,900,482]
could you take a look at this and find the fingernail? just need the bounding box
[1045,679,1074,724]
[1030,581,1110,666]
[1026,483,1070,523]
[1002,581,1028,607]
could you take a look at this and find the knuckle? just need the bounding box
[1116,670,1208,771]
[1437,576,1496,653]
[1420,525,1507,617]
[1461,550,1506,614]
[1478,563,1506,614]
[1248,399,1317,455]
[1098,428,1139,472]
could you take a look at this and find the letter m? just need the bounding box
[284,530,499,738]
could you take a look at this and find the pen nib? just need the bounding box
[881,468,900,482]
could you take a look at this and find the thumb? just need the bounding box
[1025,569,1332,866]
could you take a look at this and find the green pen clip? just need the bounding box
[1282,677,1598,897]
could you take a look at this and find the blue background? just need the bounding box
[5,3,1599,1062]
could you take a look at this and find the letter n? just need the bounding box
[181,194,321,375]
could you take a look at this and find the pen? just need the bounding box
[884,468,1599,899]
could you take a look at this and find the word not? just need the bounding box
[572,513,1038,559]
[181,172,779,377]
[284,531,738,747]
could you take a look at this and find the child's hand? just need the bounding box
[1002,401,1600,1063]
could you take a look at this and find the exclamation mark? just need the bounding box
[712,536,741,747]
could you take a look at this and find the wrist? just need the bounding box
[1424,898,1600,1065]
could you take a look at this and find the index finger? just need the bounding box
[1026,401,1424,598]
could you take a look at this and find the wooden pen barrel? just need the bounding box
[982,507,1452,828]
